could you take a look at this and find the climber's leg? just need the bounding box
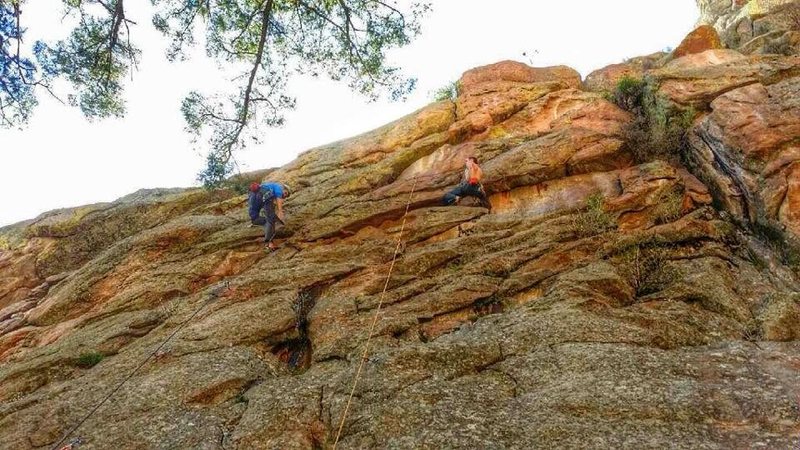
[443,184,468,206]
[263,200,279,249]
[473,184,492,211]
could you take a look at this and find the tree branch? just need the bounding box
[230,7,262,49]
[295,0,368,75]
[104,0,125,74]
[373,0,406,26]
[218,0,274,159]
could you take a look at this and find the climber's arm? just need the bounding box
[276,198,285,223]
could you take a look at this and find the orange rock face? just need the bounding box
[583,52,667,93]
[459,60,582,94]
[673,25,723,59]
[448,60,583,140]
[688,77,800,236]
[1,55,799,450]
[650,49,800,108]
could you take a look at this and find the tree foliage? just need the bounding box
[0,1,38,126]
[1,0,139,121]
[430,79,459,101]
[0,0,429,185]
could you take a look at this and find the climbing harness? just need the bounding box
[49,281,229,450]
[333,177,418,449]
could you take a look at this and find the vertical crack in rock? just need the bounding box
[695,124,754,223]
[218,377,265,449]
[271,285,323,371]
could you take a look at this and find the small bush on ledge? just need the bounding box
[610,76,696,164]
[76,351,105,369]
[615,244,680,297]
[431,80,462,102]
[572,194,616,238]
[609,76,646,112]
[652,186,686,225]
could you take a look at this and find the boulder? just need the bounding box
[450,61,582,140]
[673,25,724,58]
[459,60,582,94]
[583,52,667,93]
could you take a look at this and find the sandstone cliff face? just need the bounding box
[1,49,800,450]
[697,0,800,54]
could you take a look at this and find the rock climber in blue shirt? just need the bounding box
[248,181,291,251]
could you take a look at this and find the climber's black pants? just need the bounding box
[442,182,491,209]
[262,199,283,244]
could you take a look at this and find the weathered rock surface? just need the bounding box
[674,25,724,59]
[687,77,800,237]
[583,52,667,93]
[2,33,800,450]
[697,0,800,54]
[649,49,800,109]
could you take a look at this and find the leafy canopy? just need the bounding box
[0,0,429,185]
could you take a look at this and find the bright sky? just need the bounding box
[0,0,699,227]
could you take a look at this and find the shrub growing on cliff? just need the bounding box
[609,76,646,112]
[572,194,616,238]
[431,80,462,102]
[652,187,686,225]
[742,318,764,342]
[76,351,105,369]
[610,76,695,164]
[615,244,680,296]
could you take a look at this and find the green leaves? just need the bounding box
[3,0,427,187]
[431,80,461,102]
[156,0,429,186]
[0,0,140,126]
[37,16,135,119]
[75,351,105,369]
[1,1,39,127]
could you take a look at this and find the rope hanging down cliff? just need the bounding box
[333,176,419,449]
[50,281,230,450]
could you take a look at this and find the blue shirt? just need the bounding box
[260,182,284,199]
[248,182,284,221]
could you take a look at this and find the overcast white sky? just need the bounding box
[0,0,699,226]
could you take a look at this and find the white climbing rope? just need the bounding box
[333,177,419,449]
